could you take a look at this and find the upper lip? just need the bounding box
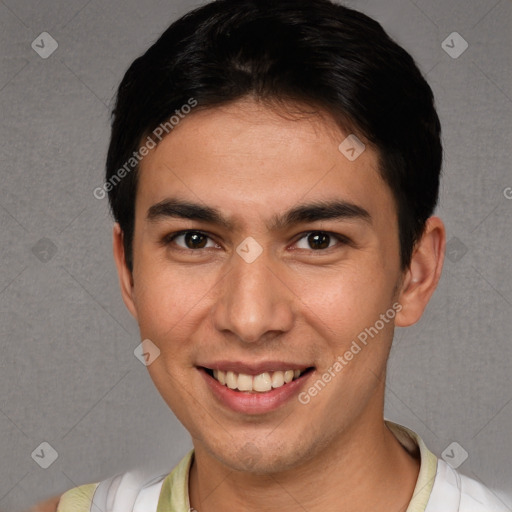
[198,361,313,375]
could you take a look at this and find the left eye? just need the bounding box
[294,231,347,250]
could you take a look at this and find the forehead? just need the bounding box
[135,99,394,229]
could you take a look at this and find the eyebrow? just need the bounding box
[146,197,371,231]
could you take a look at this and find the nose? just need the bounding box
[211,243,294,344]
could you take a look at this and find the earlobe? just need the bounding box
[112,223,138,320]
[395,216,446,327]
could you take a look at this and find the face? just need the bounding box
[116,98,417,473]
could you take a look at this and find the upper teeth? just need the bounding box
[213,369,302,392]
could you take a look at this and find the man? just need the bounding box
[31,0,509,510]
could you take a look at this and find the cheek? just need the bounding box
[294,263,392,341]
[132,262,210,345]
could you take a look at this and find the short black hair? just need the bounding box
[105,0,442,272]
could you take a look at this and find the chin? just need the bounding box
[209,436,315,475]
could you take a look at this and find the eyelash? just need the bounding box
[161,230,351,253]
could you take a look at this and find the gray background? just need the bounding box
[0,0,511,510]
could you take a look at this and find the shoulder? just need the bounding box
[426,459,510,512]
[55,450,194,512]
[56,483,98,511]
[56,468,167,512]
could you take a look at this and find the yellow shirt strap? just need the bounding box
[385,421,438,512]
[56,483,98,512]
[157,450,195,512]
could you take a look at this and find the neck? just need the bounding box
[188,417,420,512]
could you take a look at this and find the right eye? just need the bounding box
[162,230,220,251]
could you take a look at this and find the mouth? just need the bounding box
[202,367,314,393]
[197,363,315,414]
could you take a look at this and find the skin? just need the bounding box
[32,97,445,511]
[22,495,60,512]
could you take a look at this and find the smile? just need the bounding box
[205,368,310,393]
[198,362,315,413]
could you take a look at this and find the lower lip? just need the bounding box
[199,368,314,414]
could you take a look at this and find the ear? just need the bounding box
[395,216,446,327]
[112,223,138,320]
